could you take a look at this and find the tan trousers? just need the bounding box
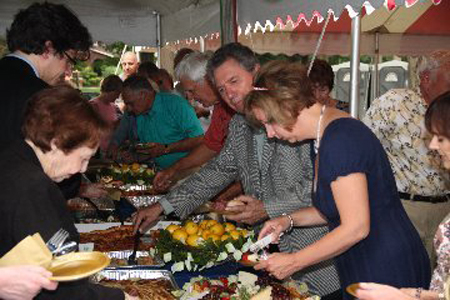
[401,199,450,268]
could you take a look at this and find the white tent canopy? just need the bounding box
[0,0,220,46]
[0,0,395,46]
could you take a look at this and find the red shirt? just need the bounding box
[204,101,235,152]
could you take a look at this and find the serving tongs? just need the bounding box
[127,230,141,265]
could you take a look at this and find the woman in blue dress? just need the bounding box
[245,60,430,299]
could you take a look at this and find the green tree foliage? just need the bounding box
[73,42,124,86]
[75,62,101,87]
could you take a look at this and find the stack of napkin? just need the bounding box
[0,233,52,268]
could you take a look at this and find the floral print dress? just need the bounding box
[430,213,450,292]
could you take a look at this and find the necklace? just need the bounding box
[313,105,326,154]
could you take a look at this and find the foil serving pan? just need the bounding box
[94,269,179,290]
[125,195,161,208]
[106,250,164,269]
[120,184,152,191]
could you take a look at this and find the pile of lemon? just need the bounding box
[165,220,248,247]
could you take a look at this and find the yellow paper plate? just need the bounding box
[48,251,110,282]
[346,283,361,298]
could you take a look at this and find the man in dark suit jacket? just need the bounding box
[0,3,93,199]
[0,2,92,151]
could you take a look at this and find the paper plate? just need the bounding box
[48,251,110,282]
[346,283,361,298]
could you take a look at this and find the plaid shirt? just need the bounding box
[363,88,450,196]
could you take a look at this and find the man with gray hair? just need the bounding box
[153,51,237,197]
[363,50,450,264]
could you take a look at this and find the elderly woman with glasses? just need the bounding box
[245,60,430,300]
[0,86,131,299]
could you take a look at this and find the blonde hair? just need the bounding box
[244,60,315,131]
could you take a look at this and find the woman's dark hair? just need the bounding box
[137,61,159,79]
[7,2,92,57]
[425,91,450,138]
[123,75,155,93]
[174,48,195,70]
[309,59,334,91]
[100,75,123,93]
[207,43,259,84]
[22,86,108,154]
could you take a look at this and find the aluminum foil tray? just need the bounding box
[95,269,179,290]
[125,195,161,208]
[119,184,152,191]
[106,250,164,268]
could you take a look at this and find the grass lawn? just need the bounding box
[81,86,100,93]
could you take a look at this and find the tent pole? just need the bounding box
[232,0,237,42]
[350,13,361,118]
[220,0,238,44]
[154,11,161,68]
[374,32,380,99]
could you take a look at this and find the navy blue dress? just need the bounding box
[314,118,430,299]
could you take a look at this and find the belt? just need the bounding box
[399,192,450,204]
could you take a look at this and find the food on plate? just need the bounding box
[109,255,157,267]
[209,198,245,215]
[226,199,245,208]
[156,220,255,272]
[240,252,261,266]
[100,278,175,300]
[97,163,155,186]
[176,272,317,300]
[250,286,272,300]
[79,225,152,252]
[120,189,156,197]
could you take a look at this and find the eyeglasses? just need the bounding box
[63,50,90,66]
[63,51,77,66]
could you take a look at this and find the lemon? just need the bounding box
[186,234,200,247]
[184,220,195,227]
[240,229,249,237]
[221,234,231,241]
[172,229,188,243]
[224,222,236,232]
[131,162,140,171]
[199,220,209,229]
[201,230,211,240]
[207,234,220,243]
[166,224,181,234]
[210,223,225,236]
[206,219,218,228]
[230,230,241,240]
[185,222,199,235]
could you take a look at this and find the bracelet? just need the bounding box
[281,213,294,233]
[415,288,423,300]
